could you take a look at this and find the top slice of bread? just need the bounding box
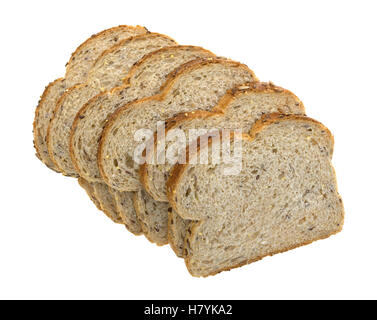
[140,82,305,202]
[33,25,147,171]
[166,114,343,276]
[47,33,177,176]
[98,58,258,192]
[70,46,215,183]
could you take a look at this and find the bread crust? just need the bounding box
[98,58,257,187]
[139,82,305,197]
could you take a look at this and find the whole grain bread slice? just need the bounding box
[132,189,171,245]
[47,33,177,176]
[140,82,305,202]
[33,26,147,171]
[98,58,257,192]
[70,46,215,183]
[167,114,344,277]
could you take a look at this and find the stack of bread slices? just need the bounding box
[33,25,344,277]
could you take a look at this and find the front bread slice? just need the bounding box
[98,58,257,192]
[167,114,344,277]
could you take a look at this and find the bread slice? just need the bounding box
[132,189,171,245]
[65,25,147,85]
[70,46,215,182]
[113,190,143,235]
[167,114,344,277]
[33,26,147,171]
[47,33,177,176]
[140,82,305,202]
[98,58,258,192]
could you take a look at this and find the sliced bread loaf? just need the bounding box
[47,33,177,176]
[33,26,147,171]
[132,189,171,245]
[167,114,344,277]
[98,58,258,192]
[113,190,143,235]
[140,82,305,202]
[70,46,215,182]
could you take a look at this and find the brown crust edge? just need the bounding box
[98,58,258,188]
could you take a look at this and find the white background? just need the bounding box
[0,0,376,300]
